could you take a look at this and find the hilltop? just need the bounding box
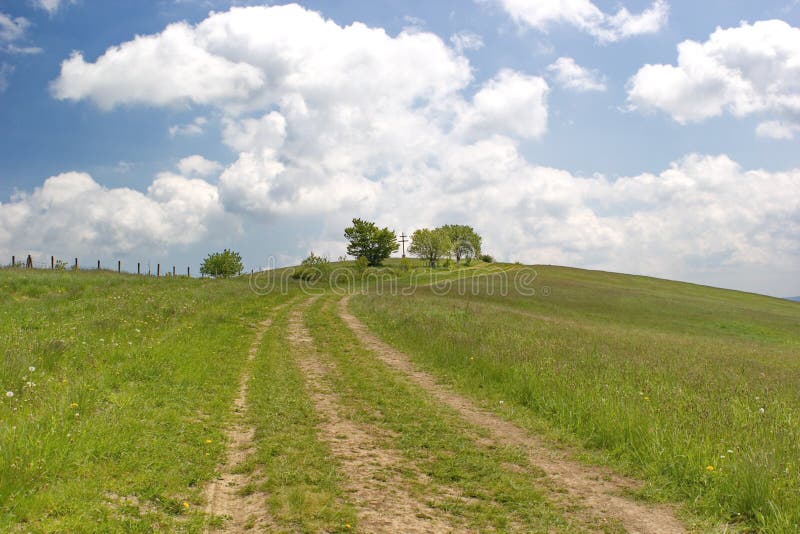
[1,263,798,532]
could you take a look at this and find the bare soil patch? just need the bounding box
[338,296,686,534]
[204,310,282,532]
[288,300,456,533]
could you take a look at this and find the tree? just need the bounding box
[200,249,243,278]
[344,218,399,267]
[408,228,452,268]
[439,224,482,263]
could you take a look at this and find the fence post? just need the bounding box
[157,264,160,277]
[118,260,121,273]
[187,266,190,277]
[51,256,54,270]
[97,260,101,270]
[26,255,33,269]
[11,256,14,267]
[137,262,141,275]
[75,258,78,271]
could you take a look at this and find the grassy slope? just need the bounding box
[350,264,800,532]
[0,269,295,532]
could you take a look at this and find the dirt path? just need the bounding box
[287,300,456,533]
[204,306,285,532]
[338,296,687,534]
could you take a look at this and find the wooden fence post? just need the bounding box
[26,255,33,269]
[137,262,141,275]
[187,266,190,277]
[51,256,54,270]
[157,264,160,277]
[75,258,78,271]
[11,256,15,267]
[172,266,176,276]
[97,260,101,270]
[118,260,121,273]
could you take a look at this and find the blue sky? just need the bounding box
[0,0,798,296]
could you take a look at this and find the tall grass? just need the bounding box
[351,265,800,532]
[0,269,289,531]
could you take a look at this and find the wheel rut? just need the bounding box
[338,296,687,534]
[288,299,456,533]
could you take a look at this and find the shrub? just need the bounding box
[292,252,331,282]
[480,254,494,263]
[200,249,243,278]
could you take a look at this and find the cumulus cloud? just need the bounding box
[169,116,208,137]
[547,57,606,92]
[756,120,800,140]
[627,20,800,137]
[450,30,484,53]
[455,69,549,140]
[0,170,239,260]
[488,0,669,43]
[33,4,799,294]
[177,155,222,177]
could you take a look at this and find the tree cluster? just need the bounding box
[408,224,482,267]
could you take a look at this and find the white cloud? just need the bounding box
[488,0,669,43]
[30,0,75,15]
[455,69,549,140]
[169,116,208,137]
[627,20,800,135]
[0,171,239,260]
[450,30,484,53]
[756,120,800,140]
[547,57,606,92]
[0,12,29,43]
[177,155,222,177]
[36,4,800,294]
[6,44,43,54]
[51,22,266,110]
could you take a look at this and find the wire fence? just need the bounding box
[3,254,194,278]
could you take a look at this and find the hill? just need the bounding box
[1,263,798,532]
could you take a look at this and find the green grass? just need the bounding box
[350,264,800,532]
[0,268,291,532]
[304,296,592,532]
[246,301,357,532]
[4,261,799,532]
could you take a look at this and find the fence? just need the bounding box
[5,255,194,278]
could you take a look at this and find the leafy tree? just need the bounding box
[344,218,399,267]
[440,224,482,263]
[408,228,452,268]
[200,249,243,278]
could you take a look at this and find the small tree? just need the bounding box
[344,218,399,267]
[200,249,243,278]
[440,224,482,263]
[292,252,331,281]
[408,228,452,268]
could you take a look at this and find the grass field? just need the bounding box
[1,262,798,532]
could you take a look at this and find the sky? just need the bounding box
[0,0,798,297]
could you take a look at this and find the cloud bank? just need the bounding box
[2,3,795,295]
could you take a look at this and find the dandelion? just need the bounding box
[28,366,35,372]
[706,465,714,472]
[70,403,78,409]
[5,391,13,398]
[205,439,212,444]
[345,524,351,530]
[644,396,650,401]
[183,501,190,509]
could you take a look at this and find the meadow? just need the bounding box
[1,262,799,532]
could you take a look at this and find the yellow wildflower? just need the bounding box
[706,465,714,472]
[70,402,78,409]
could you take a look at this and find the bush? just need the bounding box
[200,249,243,278]
[292,252,331,282]
[480,254,494,263]
[354,256,369,273]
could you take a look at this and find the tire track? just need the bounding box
[338,295,687,534]
[288,299,456,533]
